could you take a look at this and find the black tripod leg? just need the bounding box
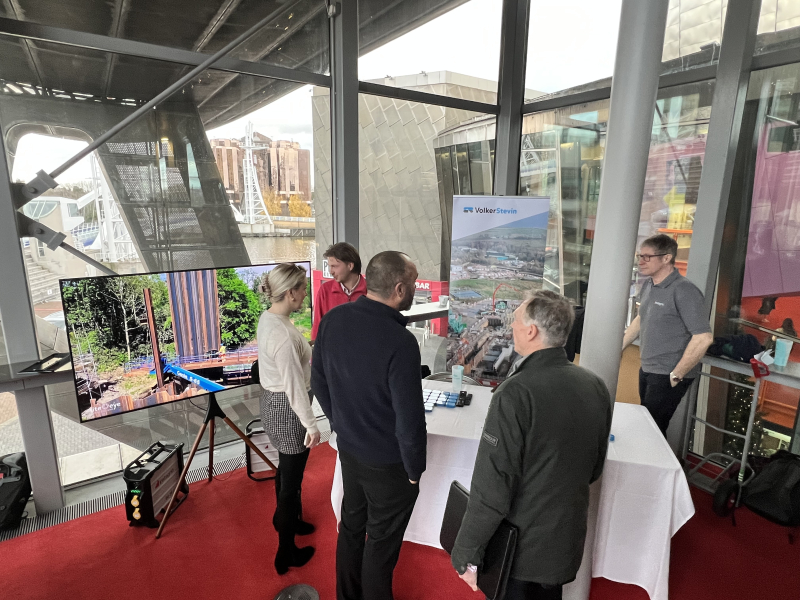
[208,420,215,483]
[156,420,208,539]
[223,416,278,473]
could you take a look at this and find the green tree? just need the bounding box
[61,274,172,371]
[217,268,263,348]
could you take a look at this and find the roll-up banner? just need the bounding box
[447,195,550,387]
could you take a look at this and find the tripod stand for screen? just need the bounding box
[155,392,277,538]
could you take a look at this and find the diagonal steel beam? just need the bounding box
[102,0,133,98]
[9,4,310,204]
[193,0,244,52]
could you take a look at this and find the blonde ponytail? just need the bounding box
[261,263,306,303]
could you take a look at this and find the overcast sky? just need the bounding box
[12,0,622,186]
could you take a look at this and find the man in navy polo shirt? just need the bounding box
[623,234,713,436]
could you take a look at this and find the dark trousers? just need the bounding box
[638,369,693,436]
[275,449,310,550]
[503,578,563,600]
[337,449,419,600]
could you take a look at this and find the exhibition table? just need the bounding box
[330,379,490,543]
[592,403,695,600]
[330,381,694,600]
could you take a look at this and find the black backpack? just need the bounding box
[0,453,32,530]
[743,450,800,527]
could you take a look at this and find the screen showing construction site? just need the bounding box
[60,262,312,422]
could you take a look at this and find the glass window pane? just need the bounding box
[524,0,622,100]
[313,92,493,289]
[519,80,714,307]
[0,1,329,74]
[661,0,724,73]
[714,63,800,456]
[358,0,502,102]
[0,37,330,484]
[756,0,800,56]
[0,392,24,457]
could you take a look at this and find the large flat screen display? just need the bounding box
[61,262,312,422]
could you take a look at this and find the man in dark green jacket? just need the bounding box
[452,290,612,600]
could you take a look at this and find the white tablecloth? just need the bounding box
[330,386,694,600]
[592,403,695,600]
[330,380,490,545]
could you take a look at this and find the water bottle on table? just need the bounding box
[452,365,464,394]
[774,338,793,368]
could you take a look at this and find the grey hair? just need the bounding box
[260,263,306,303]
[521,290,574,347]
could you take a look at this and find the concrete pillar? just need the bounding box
[579,0,670,397]
[0,132,65,513]
[329,0,360,247]
[565,2,669,599]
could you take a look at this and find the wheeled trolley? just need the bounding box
[681,358,770,515]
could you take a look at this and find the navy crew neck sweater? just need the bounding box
[311,296,427,481]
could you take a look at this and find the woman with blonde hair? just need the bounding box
[257,262,319,574]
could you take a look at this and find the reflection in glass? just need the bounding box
[0,37,330,483]
[519,81,714,307]
[714,63,800,457]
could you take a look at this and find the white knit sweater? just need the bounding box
[256,311,317,433]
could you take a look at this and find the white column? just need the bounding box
[579,0,670,397]
[566,2,669,599]
[0,136,65,513]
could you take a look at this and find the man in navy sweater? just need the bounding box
[312,250,426,600]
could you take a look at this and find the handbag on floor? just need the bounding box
[440,480,517,600]
[743,450,800,527]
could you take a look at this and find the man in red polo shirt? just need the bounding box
[312,243,367,340]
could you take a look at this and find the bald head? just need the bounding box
[365,251,418,311]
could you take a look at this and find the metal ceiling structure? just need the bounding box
[0,0,472,129]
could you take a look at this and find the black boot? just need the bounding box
[274,545,315,575]
[273,489,315,536]
[294,489,316,535]
[275,490,315,574]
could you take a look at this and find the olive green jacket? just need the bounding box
[451,347,612,584]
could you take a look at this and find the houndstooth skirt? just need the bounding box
[260,389,306,455]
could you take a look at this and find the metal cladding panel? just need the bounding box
[166,269,220,358]
[97,100,250,272]
[313,82,494,280]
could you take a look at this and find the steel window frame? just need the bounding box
[493,0,531,195]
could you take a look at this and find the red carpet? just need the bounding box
[2,443,798,599]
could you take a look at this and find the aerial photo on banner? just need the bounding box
[61,262,311,422]
[447,195,550,386]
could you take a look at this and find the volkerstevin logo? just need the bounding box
[464,206,518,215]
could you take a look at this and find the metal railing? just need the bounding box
[123,347,258,373]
